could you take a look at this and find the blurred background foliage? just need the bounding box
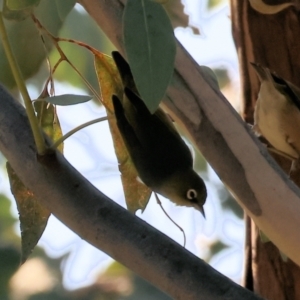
[0,0,242,299]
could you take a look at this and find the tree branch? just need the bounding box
[78,0,300,266]
[0,84,263,299]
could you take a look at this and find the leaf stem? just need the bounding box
[154,193,186,248]
[51,116,107,149]
[31,14,102,102]
[0,12,46,155]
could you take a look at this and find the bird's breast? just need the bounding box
[256,97,300,159]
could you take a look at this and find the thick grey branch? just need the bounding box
[0,85,263,300]
[78,0,300,266]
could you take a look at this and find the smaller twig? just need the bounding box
[0,12,46,154]
[39,33,55,96]
[154,193,186,248]
[31,14,102,102]
[51,116,107,149]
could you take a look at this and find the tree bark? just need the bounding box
[0,84,263,300]
[231,0,300,299]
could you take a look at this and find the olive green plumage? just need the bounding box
[112,52,207,216]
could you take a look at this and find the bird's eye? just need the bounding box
[187,189,197,200]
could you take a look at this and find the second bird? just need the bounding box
[252,63,300,163]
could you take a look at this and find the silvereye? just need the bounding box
[112,52,207,216]
[252,63,300,162]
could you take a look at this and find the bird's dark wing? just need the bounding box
[112,51,194,187]
[272,72,300,111]
[124,88,193,177]
[284,81,300,111]
[112,95,148,172]
[112,51,138,94]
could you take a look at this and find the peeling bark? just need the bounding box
[231,0,300,299]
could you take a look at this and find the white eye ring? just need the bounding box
[187,189,197,200]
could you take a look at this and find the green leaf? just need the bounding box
[2,0,32,20]
[0,246,20,295]
[211,67,230,89]
[259,230,270,243]
[6,0,40,10]
[0,194,18,241]
[207,0,226,10]
[0,0,76,88]
[54,0,75,21]
[123,0,176,113]
[6,163,51,264]
[209,240,229,257]
[42,94,92,106]
[200,65,220,89]
[48,8,114,93]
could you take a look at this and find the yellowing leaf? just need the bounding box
[94,52,123,111]
[249,0,293,14]
[7,163,50,263]
[5,96,64,263]
[34,99,64,153]
[94,52,151,213]
[207,0,226,10]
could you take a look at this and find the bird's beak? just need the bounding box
[195,205,206,219]
[250,62,265,81]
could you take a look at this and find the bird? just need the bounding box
[251,63,300,165]
[111,51,207,216]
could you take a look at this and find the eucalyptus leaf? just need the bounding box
[43,94,93,106]
[34,100,64,152]
[3,0,32,20]
[259,230,270,243]
[200,65,220,90]
[6,0,40,10]
[7,163,50,263]
[94,52,151,213]
[123,0,176,113]
[0,0,76,88]
[48,8,113,93]
[207,0,227,10]
[55,0,75,21]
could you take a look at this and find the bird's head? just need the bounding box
[155,169,207,217]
